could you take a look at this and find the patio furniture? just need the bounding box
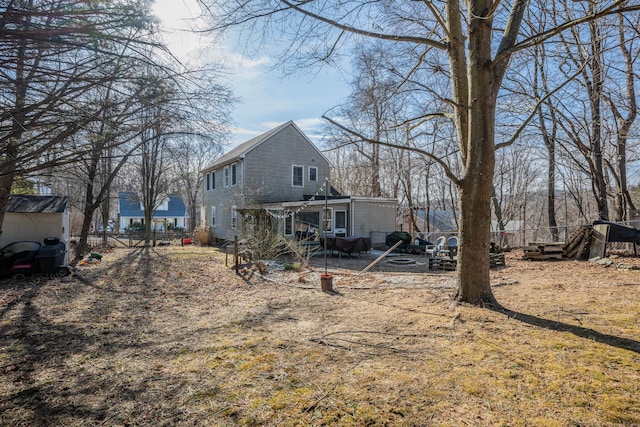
[446,236,458,258]
[320,236,371,257]
[425,236,446,257]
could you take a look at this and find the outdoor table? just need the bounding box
[320,236,371,256]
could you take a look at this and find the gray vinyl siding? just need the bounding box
[201,122,332,240]
[202,161,245,240]
[351,199,397,237]
[242,126,330,204]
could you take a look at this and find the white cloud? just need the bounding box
[153,0,350,151]
[294,117,325,130]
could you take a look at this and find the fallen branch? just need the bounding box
[355,241,403,277]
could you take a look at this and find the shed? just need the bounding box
[2,195,70,262]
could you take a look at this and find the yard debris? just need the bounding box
[79,253,102,266]
[590,257,613,267]
[522,242,565,260]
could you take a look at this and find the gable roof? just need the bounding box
[118,192,187,218]
[202,121,328,173]
[415,209,458,231]
[7,195,68,214]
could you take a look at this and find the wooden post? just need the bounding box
[234,235,239,275]
[589,224,609,259]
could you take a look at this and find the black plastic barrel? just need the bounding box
[37,242,65,273]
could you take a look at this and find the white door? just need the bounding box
[334,210,347,237]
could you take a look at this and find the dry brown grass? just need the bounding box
[1,246,639,426]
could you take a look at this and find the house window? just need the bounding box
[158,198,169,211]
[224,166,229,187]
[335,210,347,236]
[206,173,210,191]
[285,212,294,236]
[231,163,237,186]
[292,165,303,187]
[323,207,333,233]
[211,206,216,227]
[231,205,237,229]
[211,171,215,190]
[298,211,319,231]
[309,166,317,182]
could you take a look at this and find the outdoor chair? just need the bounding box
[425,236,446,257]
[446,236,459,259]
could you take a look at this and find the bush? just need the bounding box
[125,222,144,233]
[194,226,213,246]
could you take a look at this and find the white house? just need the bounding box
[118,192,188,231]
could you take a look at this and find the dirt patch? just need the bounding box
[1,246,639,426]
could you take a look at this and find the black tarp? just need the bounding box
[593,220,640,243]
[385,231,412,249]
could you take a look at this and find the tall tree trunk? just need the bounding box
[491,186,509,248]
[73,145,101,263]
[453,0,498,305]
[588,11,608,221]
[546,142,559,241]
[456,101,497,305]
[371,142,382,197]
[0,22,29,238]
[534,43,560,242]
[612,11,638,221]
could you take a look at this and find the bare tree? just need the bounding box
[163,69,234,232]
[324,44,402,197]
[68,80,151,262]
[603,10,638,221]
[132,73,174,245]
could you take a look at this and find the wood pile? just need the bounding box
[564,225,592,259]
[428,252,506,271]
[522,242,565,260]
[490,252,506,267]
[428,257,457,271]
[522,226,593,261]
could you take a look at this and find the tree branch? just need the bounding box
[496,63,586,150]
[279,0,448,50]
[322,114,461,186]
[495,0,640,64]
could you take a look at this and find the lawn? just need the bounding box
[1,245,639,426]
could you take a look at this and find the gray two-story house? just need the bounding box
[201,121,397,245]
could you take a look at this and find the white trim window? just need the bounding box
[284,212,294,236]
[211,171,216,190]
[231,163,237,186]
[224,166,230,187]
[231,205,237,229]
[292,165,304,187]
[309,166,317,182]
[211,206,216,227]
[206,173,210,191]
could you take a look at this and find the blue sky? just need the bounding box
[152,0,350,146]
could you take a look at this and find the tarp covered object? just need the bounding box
[385,231,412,248]
[320,236,371,254]
[593,220,640,243]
